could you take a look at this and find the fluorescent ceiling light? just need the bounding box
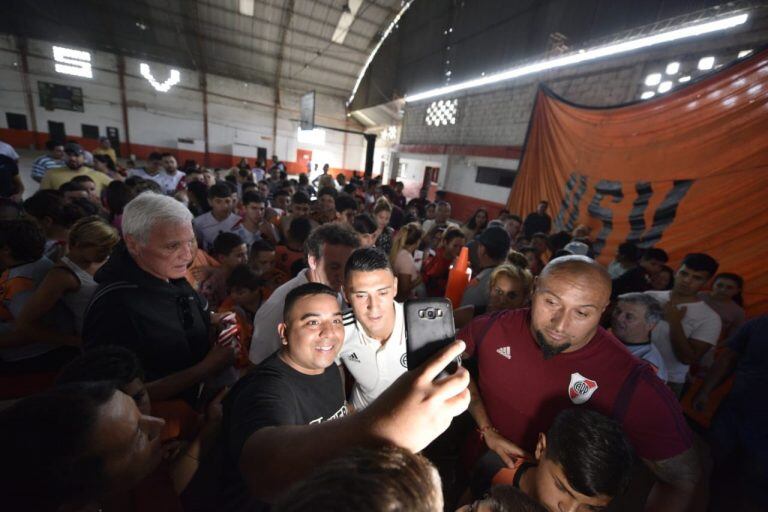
[738,49,753,58]
[140,63,181,92]
[698,56,715,70]
[239,0,254,17]
[658,81,673,93]
[645,73,662,86]
[641,91,655,99]
[678,75,691,83]
[332,0,362,45]
[404,12,748,103]
[347,0,414,105]
[666,61,680,74]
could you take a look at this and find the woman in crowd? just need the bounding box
[422,227,466,297]
[105,181,135,233]
[699,272,746,343]
[390,222,424,301]
[486,264,533,314]
[373,197,395,255]
[650,264,674,291]
[461,208,489,240]
[93,153,124,181]
[16,216,119,345]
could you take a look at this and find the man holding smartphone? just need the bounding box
[338,247,409,410]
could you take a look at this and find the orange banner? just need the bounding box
[508,49,768,316]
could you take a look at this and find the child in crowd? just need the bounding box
[352,213,378,248]
[23,190,86,262]
[471,408,634,512]
[192,183,241,252]
[202,232,248,310]
[218,264,266,371]
[249,239,287,292]
[276,216,311,278]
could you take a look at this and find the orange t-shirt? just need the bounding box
[275,245,305,277]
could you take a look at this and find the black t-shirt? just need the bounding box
[0,155,19,198]
[220,353,348,511]
[522,212,551,238]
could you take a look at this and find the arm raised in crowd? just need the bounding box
[238,340,470,501]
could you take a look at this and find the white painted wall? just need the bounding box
[444,155,518,203]
[0,35,366,170]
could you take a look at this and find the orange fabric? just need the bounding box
[0,271,35,321]
[491,456,535,487]
[275,245,305,276]
[152,399,200,442]
[185,248,220,289]
[508,51,768,316]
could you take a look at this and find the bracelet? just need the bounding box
[476,425,498,440]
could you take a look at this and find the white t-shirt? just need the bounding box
[646,290,721,384]
[393,249,419,279]
[421,219,459,235]
[192,212,241,252]
[336,301,408,410]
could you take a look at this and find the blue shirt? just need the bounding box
[728,315,768,413]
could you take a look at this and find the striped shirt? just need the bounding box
[31,156,64,182]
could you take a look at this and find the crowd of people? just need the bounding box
[0,138,764,512]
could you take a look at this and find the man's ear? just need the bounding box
[277,322,288,345]
[124,234,140,256]
[535,432,547,462]
[392,275,398,297]
[307,254,318,271]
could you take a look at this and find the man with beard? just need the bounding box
[40,142,112,195]
[459,256,701,511]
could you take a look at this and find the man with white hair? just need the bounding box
[611,292,668,382]
[82,192,235,404]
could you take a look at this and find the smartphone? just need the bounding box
[405,298,461,378]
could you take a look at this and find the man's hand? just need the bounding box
[200,342,236,376]
[484,429,528,467]
[664,302,686,324]
[362,340,470,453]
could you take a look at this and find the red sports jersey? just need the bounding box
[459,308,692,461]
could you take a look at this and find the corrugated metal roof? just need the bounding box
[1,0,405,99]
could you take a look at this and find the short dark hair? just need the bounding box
[56,346,145,388]
[208,182,233,199]
[617,242,640,262]
[160,152,174,159]
[508,214,522,223]
[539,200,549,206]
[59,181,89,193]
[274,189,290,199]
[681,252,719,277]
[0,218,46,262]
[0,381,117,510]
[71,175,96,185]
[335,194,357,214]
[292,191,310,205]
[344,247,392,278]
[147,152,163,162]
[641,247,668,263]
[250,238,275,257]
[273,446,442,512]
[45,140,63,151]
[283,282,338,322]
[213,232,245,257]
[481,485,548,512]
[305,223,360,261]
[23,190,84,228]
[242,191,265,205]
[352,213,377,235]
[318,186,337,199]
[545,408,634,498]
[227,264,264,291]
[443,227,466,244]
[288,217,313,244]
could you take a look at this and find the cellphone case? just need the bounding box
[404,297,457,372]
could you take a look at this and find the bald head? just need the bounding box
[539,255,612,303]
[530,255,612,357]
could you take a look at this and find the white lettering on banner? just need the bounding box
[140,63,181,92]
[52,46,93,78]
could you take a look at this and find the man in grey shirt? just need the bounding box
[461,226,510,311]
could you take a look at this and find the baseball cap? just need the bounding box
[476,226,511,258]
[64,142,84,155]
[564,241,589,256]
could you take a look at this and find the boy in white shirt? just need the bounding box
[337,247,408,410]
[645,253,722,396]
